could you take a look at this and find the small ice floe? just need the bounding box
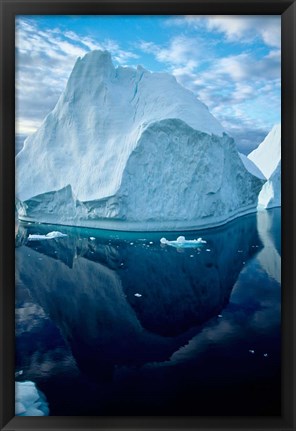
[15,381,49,416]
[263,353,268,357]
[249,349,255,354]
[90,237,95,240]
[27,231,67,241]
[206,249,211,252]
[130,242,134,245]
[218,314,222,318]
[149,241,153,245]
[190,255,194,258]
[160,236,206,248]
[134,293,142,297]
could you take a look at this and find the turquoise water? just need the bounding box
[15,208,281,415]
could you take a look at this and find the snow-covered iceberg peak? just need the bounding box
[16,50,264,231]
[246,124,281,209]
[248,124,281,180]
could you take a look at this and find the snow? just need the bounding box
[248,124,281,180]
[16,49,264,231]
[15,381,49,416]
[160,236,207,248]
[27,231,67,241]
[246,124,281,209]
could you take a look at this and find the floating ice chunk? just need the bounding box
[28,231,67,241]
[263,353,268,357]
[218,314,222,318]
[249,349,255,354]
[130,242,134,245]
[160,236,207,248]
[134,293,142,297]
[90,237,95,240]
[149,241,153,244]
[15,381,49,416]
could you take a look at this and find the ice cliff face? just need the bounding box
[247,124,281,209]
[16,50,264,231]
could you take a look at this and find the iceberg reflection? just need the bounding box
[15,213,263,380]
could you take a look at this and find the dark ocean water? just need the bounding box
[15,208,281,416]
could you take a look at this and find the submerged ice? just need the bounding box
[16,50,264,231]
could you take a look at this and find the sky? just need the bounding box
[15,15,281,154]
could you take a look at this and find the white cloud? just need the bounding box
[16,19,138,137]
[139,36,199,71]
[167,15,281,49]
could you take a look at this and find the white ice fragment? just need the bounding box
[28,231,67,241]
[263,353,268,357]
[206,249,211,252]
[218,315,222,318]
[15,381,49,416]
[149,241,153,244]
[249,349,255,354]
[190,255,194,258]
[90,237,95,240]
[134,293,142,297]
[130,242,134,245]
[160,236,207,248]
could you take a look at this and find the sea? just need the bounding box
[15,208,281,416]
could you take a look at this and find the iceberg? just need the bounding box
[247,124,281,209]
[238,153,265,180]
[160,236,207,248]
[257,161,281,209]
[15,381,49,416]
[248,124,281,180]
[16,50,264,231]
[27,231,67,241]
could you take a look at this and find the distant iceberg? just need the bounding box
[27,231,67,241]
[247,124,281,209]
[160,236,207,248]
[15,381,49,416]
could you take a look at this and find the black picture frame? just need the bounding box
[1,0,295,430]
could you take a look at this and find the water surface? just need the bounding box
[15,208,281,415]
